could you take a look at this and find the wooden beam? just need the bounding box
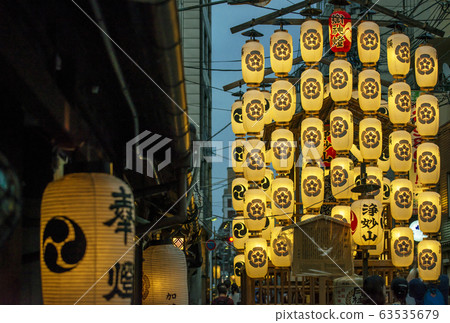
[259,18,397,27]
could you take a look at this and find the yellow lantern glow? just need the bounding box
[213,265,221,281]
[232,177,248,212]
[369,237,384,257]
[330,109,353,152]
[233,254,245,287]
[389,130,412,173]
[366,166,383,202]
[387,33,410,78]
[329,59,353,104]
[330,157,354,200]
[301,166,324,210]
[271,177,294,219]
[301,117,324,162]
[245,237,268,278]
[418,240,441,281]
[142,244,188,305]
[390,179,413,221]
[40,173,135,305]
[270,29,293,77]
[300,68,324,112]
[301,214,319,222]
[357,21,380,65]
[261,168,274,196]
[242,39,264,86]
[243,88,265,135]
[243,139,266,182]
[378,152,390,173]
[417,142,440,185]
[271,128,295,173]
[358,69,381,112]
[351,199,383,246]
[244,187,267,231]
[231,139,245,174]
[418,191,441,234]
[270,227,293,267]
[388,82,411,125]
[231,99,245,136]
[382,177,391,205]
[232,216,249,250]
[416,94,439,137]
[261,209,274,241]
[300,19,323,64]
[359,118,382,161]
[353,165,361,201]
[262,89,272,125]
[271,79,296,123]
[415,45,438,90]
[391,227,414,268]
[331,205,351,223]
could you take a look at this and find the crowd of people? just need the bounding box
[211,280,241,305]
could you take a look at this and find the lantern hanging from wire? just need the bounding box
[416,94,439,137]
[271,79,296,124]
[417,142,440,185]
[387,32,410,79]
[245,237,268,278]
[330,109,353,152]
[330,157,354,200]
[378,152,390,174]
[243,139,266,183]
[270,227,293,267]
[270,29,293,77]
[301,166,324,210]
[300,19,323,64]
[243,88,265,135]
[300,68,324,112]
[329,9,352,54]
[301,117,324,162]
[358,69,381,112]
[417,239,441,282]
[351,199,383,246]
[262,89,272,125]
[242,38,265,86]
[357,21,380,66]
[389,130,412,173]
[331,205,351,223]
[233,254,245,287]
[261,210,274,241]
[369,237,385,257]
[359,117,382,161]
[244,187,267,231]
[391,227,414,268]
[366,166,383,202]
[329,59,353,104]
[382,177,391,205]
[390,179,413,221]
[352,165,361,201]
[271,128,295,173]
[261,167,274,196]
[388,81,411,125]
[415,45,438,90]
[271,177,294,220]
[418,191,441,234]
[232,216,249,250]
[231,99,245,136]
[231,139,245,174]
[232,177,248,212]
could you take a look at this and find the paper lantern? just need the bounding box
[301,166,324,210]
[232,216,249,250]
[415,45,438,90]
[300,68,323,112]
[418,240,441,281]
[301,117,324,162]
[378,152,390,173]
[329,10,352,53]
[232,177,248,212]
[301,214,319,222]
[265,148,272,165]
[262,89,272,125]
[329,59,353,103]
[300,19,323,64]
[417,142,440,185]
[270,29,293,77]
[416,94,439,137]
[231,100,245,136]
[353,165,361,201]
[271,79,296,123]
[388,82,411,125]
[261,168,274,196]
[351,199,383,246]
[331,205,351,223]
[40,173,135,305]
[233,254,245,287]
[369,237,384,257]
[389,130,412,173]
[213,265,221,281]
[245,237,268,278]
[244,187,267,231]
[366,166,383,202]
[330,109,353,151]
[390,179,413,221]
[261,210,274,241]
[382,177,391,205]
[231,139,245,174]
[387,33,410,78]
[243,138,266,182]
[357,21,380,65]
[271,177,294,220]
[242,39,264,86]
[270,227,293,267]
[351,144,363,162]
[390,227,414,268]
[358,69,381,112]
[243,88,265,135]
[418,191,441,234]
[330,157,354,200]
[359,118,382,161]
[271,128,295,173]
[142,244,188,305]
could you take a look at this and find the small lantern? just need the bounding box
[271,79,296,123]
[330,157,354,200]
[358,69,381,112]
[231,99,245,136]
[415,45,438,90]
[330,109,353,152]
[351,199,383,246]
[270,29,293,77]
[300,68,324,112]
[244,187,267,231]
[231,139,245,174]
[329,10,352,54]
[271,128,295,173]
[243,138,266,182]
[261,168,274,196]
[243,88,265,135]
[261,210,274,241]
[388,81,411,125]
[242,39,264,86]
[416,94,439,137]
[262,89,272,125]
[232,216,249,250]
[366,166,383,202]
[329,59,353,103]
[270,227,293,267]
[389,130,412,173]
[382,177,391,205]
[418,240,441,281]
[387,33,410,79]
[301,117,324,162]
[301,166,324,210]
[271,177,294,219]
[417,142,440,185]
[369,237,384,257]
[331,205,351,223]
[357,21,380,65]
[391,227,414,268]
[300,19,323,64]
[390,179,413,221]
[245,237,268,278]
[359,118,382,161]
[378,152,390,173]
[233,254,245,287]
[232,177,248,212]
[418,191,441,234]
[213,265,221,281]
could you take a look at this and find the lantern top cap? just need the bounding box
[273,18,291,29]
[300,7,322,17]
[242,29,264,38]
[388,22,406,33]
[417,33,434,42]
[328,0,350,6]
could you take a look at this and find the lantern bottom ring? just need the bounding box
[275,122,290,129]
[362,63,377,69]
[392,76,406,82]
[334,101,348,107]
[275,73,289,78]
[419,87,435,92]
[334,52,347,58]
[305,63,320,69]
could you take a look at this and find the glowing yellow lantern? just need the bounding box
[245,237,268,278]
[243,138,266,182]
[330,157,354,200]
[358,69,381,112]
[40,173,135,305]
[329,59,353,104]
[300,19,323,64]
[387,33,410,78]
[301,166,324,210]
[242,39,264,86]
[301,214,319,222]
[330,109,353,152]
[353,165,361,201]
[369,237,384,257]
[270,227,293,267]
[244,187,267,231]
[301,117,324,162]
[418,240,441,281]
[231,99,245,136]
[390,179,413,221]
[142,244,188,305]
[415,45,438,90]
[417,142,440,185]
[271,79,296,123]
[261,210,274,241]
[300,68,323,112]
[243,88,265,135]
[232,177,248,212]
[357,21,380,65]
[418,191,441,234]
[359,118,382,161]
[232,216,249,250]
[213,265,221,281]
[271,177,294,220]
[233,254,245,287]
[231,139,245,174]
[389,130,412,173]
[416,94,439,137]
[261,168,273,196]
[262,89,272,125]
[331,205,351,223]
[270,29,293,77]
[366,166,383,202]
[382,177,391,205]
[271,128,295,173]
[378,152,390,173]
[351,199,383,246]
[391,227,414,267]
[388,82,411,125]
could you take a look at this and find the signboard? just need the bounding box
[206,239,216,251]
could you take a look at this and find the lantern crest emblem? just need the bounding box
[302,175,322,197]
[233,184,247,201]
[367,176,381,196]
[234,261,244,277]
[273,138,293,160]
[331,116,348,138]
[273,237,289,257]
[361,127,380,149]
[303,126,322,148]
[302,78,321,99]
[330,68,349,89]
[395,42,410,63]
[331,166,348,187]
[233,107,243,124]
[394,140,412,161]
[360,78,379,99]
[233,145,244,163]
[360,29,378,51]
[394,188,412,209]
[273,187,292,209]
[246,199,265,220]
[245,50,264,72]
[233,222,248,238]
[419,201,438,222]
[394,236,413,257]
[416,54,435,75]
[261,176,271,191]
[417,103,436,124]
[248,247,267,268]
[245,100,264,121]
[394,91,411,113]
[272,39,291,61]
[419,249,438,270]
[302,29,321,50]
[246,149,265,170]
[418,152,437,173]
[273,90,292,111]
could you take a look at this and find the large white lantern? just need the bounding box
[330,109,353,152]
[245,237,268,278]
[243,88,265,135]
[418,191,441,234]
[232,177,248,212]
[243,138,266,182]
[382,177,391,205]
[231,139,245,174]
[417,142,440,185]
[262,89,272,125]
[242,39,264,86]
[359,118,382,161]
[391,227,414,268]
[270,227,293,267]
[390,179,413,221]
[416,94,439,137]
[358,69,381,112]
[233,254,245,287]
[272,177,294,219]
[271,79,296,123]
[244,187,267,231]
[389,130,412,173]
[232,216,249,250]
[270,29,293,77]
[329,59,353,104]
[300,19,323,64]
[40,173,135,305]
[231,100,245,136]
[357,21,380,65]
[301,166,324,210]
[330,157,354,200]
[415,45,438,90]
[351,199,383,246]
[387,33,410,79]
[331,205,351,223]
[300,68,324,112]
[388,82,411,125]
[418,240,441,281]
[271,128,295,173]
[301,117,324,162]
